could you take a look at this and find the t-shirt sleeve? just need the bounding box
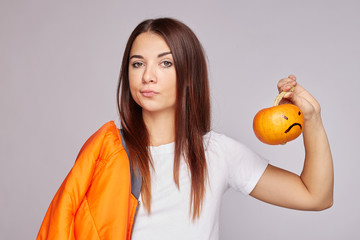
[221,134,269,195]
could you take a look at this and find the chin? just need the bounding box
[141,106,176,115]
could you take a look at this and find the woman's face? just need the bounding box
[128,32,177,116]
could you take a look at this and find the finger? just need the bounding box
[283,91,302,107]
[284,92,293,100]
[277,75,296,88]
[288,74,296,81]
[283,82,297,92]
[280,92,297,107]
[278,91,294,105]
[277,78,297,92]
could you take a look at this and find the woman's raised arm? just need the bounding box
[250,75,334,211]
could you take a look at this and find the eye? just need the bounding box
[282,115,288,120]
[160,60,173,68]
[298,111,301,116]
[131,62,144,68]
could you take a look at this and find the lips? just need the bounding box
[140,89,159,97]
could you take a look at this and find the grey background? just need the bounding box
[1,0,359,239]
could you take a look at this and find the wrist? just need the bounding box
[304,112,323,129]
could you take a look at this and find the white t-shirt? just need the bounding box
[131,131,268,240]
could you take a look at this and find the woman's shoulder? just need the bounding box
[203,130,248,153]
[204,130,252,156]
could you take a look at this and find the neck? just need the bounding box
[142,109,176,146]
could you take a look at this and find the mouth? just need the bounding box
[284,123,302,133]
[141,90,159,97]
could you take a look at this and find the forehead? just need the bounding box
[130,32,171,56]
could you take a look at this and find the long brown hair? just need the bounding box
[116,18,211,220]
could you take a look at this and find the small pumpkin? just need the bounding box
[253,87,304,145]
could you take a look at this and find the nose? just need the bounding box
[142,64,157,84]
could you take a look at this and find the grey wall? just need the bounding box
[1,0,359,239]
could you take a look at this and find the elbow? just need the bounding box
[323,197,334,210]
[326,195,334,209]
[316,201,333,211]
[311,196,334,211]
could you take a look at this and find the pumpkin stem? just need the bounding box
[273,86,295,106]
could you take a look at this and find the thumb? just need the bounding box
[283,92,301,107]
[283,92,314,119]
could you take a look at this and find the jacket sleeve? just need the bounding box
[36,122,115,240]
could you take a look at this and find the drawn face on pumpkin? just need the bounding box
[282,110,303,134]
[253,104,305,145]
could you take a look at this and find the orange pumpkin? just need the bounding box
[253,88,304,145]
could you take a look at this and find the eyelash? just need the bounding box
[160,60,173,68]
[131,62,144,68]
[131,60,173,68]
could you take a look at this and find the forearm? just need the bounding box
[300,113,334,209]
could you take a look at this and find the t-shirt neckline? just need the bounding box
[149,142,175,154]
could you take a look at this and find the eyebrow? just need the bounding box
[158,51,172,58]
[129,51,172,60]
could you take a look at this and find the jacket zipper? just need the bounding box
[130,200,141,238]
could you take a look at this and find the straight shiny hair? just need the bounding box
[117,18,211,220]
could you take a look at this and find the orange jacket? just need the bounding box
[37,121,141,240]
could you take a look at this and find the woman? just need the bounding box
[37,18,333,239]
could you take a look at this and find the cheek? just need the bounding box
[170,80,177,96]
[128,78,140,103]
[128,66,143,84]
[130,90,139,107]
[164,80,177,103]
[163,71,177,97]
[128,69,140,90]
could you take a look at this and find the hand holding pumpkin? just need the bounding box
[253,75,321,145]
[277,75,321,122]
